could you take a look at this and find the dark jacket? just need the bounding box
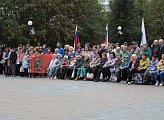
[10,51,17,64]
[156,45,164,60]
[97,58,108,67]
[129,59,140,70]
[75,59,84,68]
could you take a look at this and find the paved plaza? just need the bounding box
[0,75,164,120]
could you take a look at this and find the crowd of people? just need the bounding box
[0,39,164,86]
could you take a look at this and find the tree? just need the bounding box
[0,0,107,49]
[108,0,141,44]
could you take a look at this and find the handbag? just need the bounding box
[110,73,117,82]
[20,65,24,72]
[0,59,5,64]
[86,73,94,79]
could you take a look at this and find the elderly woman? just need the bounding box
[72,55,84,79]
[127,53,150,84]
[68,46,76,60]
[154,54,164,86]
[94,53,108,82]
[60,55,70,79]
[102,52,116,82]
[52,54,63,79]
[3,48,11,77]
[47,54,58,79]
[75,55,90,80]
[120,55,130,83]
[127,54,140,84]
[143,56,158,84]
[66,56,76,79]
[120,45,130,60]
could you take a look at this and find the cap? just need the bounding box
[131,41,136,45]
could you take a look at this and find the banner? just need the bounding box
[30,54,53,73]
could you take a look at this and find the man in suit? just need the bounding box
[157,39,164,60]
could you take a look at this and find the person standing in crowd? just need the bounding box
[57,42,64,58]
[64,45,70,56]
[90,46,98,60]
[68,46,76,60]
[75,47,82,55]
[142,44,152,59]
[0,48,4,74]
[19,49,25,76]
[10,49,17,77]
[154,54,164,86]
[22,50,30,77]
[98,44,106,58]
[3,48,11,77]
[16,47,21,76]
[107,46,114,59]
[151,40,159,57]
[120,45,130,60]
[82,46,91,58]
[114,47,121,56]
[43,44,48,54]
[53,48,59,56]
[156,39,164,60]
[130,41,140,56]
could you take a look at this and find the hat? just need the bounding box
[76,55,82,59]
[125,55,129,58]
[123,42,127,45]
[131,41,136,45]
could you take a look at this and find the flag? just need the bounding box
[74,26,80,51]
[104,24,109,52]
[140,18,147,46]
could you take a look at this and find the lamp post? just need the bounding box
[118,26,123,44]
[27,20,35,44]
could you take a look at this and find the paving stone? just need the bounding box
[0,75,164,120]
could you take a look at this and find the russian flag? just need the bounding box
[140,18,147,46]
[74,26,80,51]
[104,24,109,52]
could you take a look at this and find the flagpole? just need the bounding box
[105,24,109,52]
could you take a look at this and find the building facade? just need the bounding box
[99,0,110,11]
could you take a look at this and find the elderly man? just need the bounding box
[156,39,164,60]
[130,41,140,56]
[151,40,159,57]
[142,44,152,59]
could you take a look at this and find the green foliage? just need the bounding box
[108,0,164,44]
[0,0,107,49]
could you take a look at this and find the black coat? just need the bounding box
[156,45,164,59]
[10,52,17,64]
